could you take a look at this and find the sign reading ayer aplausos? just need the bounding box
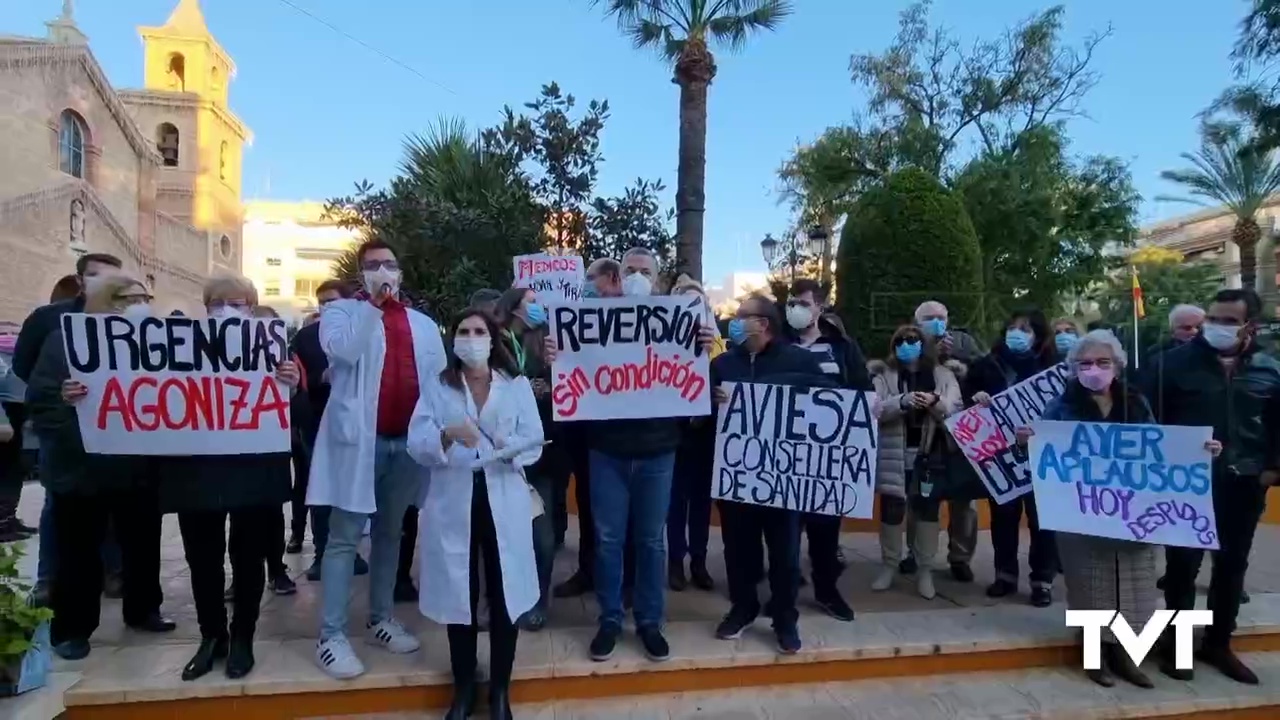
[945,362,1069,504]
[712,382,878,519]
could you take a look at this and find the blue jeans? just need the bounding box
[589,449,675,629]
[319,437,421,639]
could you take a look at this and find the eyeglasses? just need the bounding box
[1075,358,1114,370]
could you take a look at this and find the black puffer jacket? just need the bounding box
[1139,337,1280,478]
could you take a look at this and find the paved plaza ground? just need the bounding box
[3,483,1279,718]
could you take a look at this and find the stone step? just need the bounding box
[55,594,1280,719]
[328,651,1280,719]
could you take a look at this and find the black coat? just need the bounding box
[14,297,83,384]
[25,330,153,497]
[290,322,329,445]
[156,451,292,515]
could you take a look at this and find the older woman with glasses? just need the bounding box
[1017,330,1221,689]
[27,274,175,660]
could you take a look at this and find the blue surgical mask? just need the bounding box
[727,318,748,345]
[1055,332,1078,354]
[525,302,547,327]
[921,318,947,338]
[582,285,599,299]
[895,340,922,363]
[1005,328,1034,354]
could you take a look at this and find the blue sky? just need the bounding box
[7,0,1246,281]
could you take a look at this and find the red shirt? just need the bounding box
[376,299,419,436]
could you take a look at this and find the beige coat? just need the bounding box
[869,359,963,498]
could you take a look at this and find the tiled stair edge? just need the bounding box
[61,595,1280,707]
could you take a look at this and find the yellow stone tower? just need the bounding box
[121,0,250,274]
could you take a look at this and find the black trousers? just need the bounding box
[720,500,800,628]
[290,433,311,538]
[568,436,634,585]
[49,487,163,644]
[0,403,25,518]
[178,506,277,641]
[800,513,842,594]
[447,473,518,684]
[1163,477,1268,648]
[989,494,1057,586]
[398,505,418,581]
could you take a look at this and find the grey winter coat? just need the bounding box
[869,359,963,498]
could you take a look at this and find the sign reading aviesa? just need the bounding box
[61,313,291,456]
[549,295,711,421]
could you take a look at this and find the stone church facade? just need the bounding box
[0,0,248,322]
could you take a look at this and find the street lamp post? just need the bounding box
[761,228,827,284]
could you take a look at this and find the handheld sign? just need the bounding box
[711,382,878,519]
[1030,420,1218,549]
[548,295,711,421]
[61,313,291,456]
[945,362,1069,504]
[513,253,585,304]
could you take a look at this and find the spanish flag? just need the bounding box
[1131,267,1146,320]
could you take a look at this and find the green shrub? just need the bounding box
[836,168,985,358]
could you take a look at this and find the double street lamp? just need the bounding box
[760,226,830,283]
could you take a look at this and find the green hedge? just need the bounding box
[836,168,985,359]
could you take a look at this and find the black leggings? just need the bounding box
[446,473,518,686]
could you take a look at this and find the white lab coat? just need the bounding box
[406,372,543,626]
[307,298,447,515]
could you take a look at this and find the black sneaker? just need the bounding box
[393,576,418,603]
[986,579,1016,598]
[949,562,974,583]
[270,573,297,596]
[1029,586,1052,608]
[589,623,621,662]
[815,590,855,622]
[714,607,756,640]
[899,555,918,575]
[285,534,303,555]
[637,625,671,662]
[775,624,802,655]
[305,558,322,582]
[553,570,592,598]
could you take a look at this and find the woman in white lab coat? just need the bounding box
[407,308,542,720]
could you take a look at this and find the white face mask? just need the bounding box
[208,305,250,319]
[363,267,401,297]
[1202,323,1241,352]
[786,305,814,331]
[622,273,653,297]
[122,303,153,319]
[453,337,491,368]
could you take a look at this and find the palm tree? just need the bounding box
[1158,131,1280,290]
[591,0,793,281]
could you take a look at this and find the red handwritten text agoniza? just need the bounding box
[64,314,291,433]
[950,407,1008,463]
[550,300,707,418]
[517,256,581,280]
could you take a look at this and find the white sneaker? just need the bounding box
[316,635,365,679]
[366,618,421,654]
[917,571,937,600]
[870,566,895,592]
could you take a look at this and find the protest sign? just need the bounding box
[513,253,585,304]
[711,382,878,518]
[61,313,291,456]
[945,362,1069,504]
[1030,420,1218,549]
[548,294,711,421]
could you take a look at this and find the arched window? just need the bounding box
[167,53,186,91]
[58,110,86,178]
[157,123,180,167]
[211,66,222,93]
[219,141,228,181]
[219,235,232,258]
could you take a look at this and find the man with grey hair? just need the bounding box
[1146,304,1205,360]
[901,299,984,582]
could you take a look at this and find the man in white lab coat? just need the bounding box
[307,239,447,679]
